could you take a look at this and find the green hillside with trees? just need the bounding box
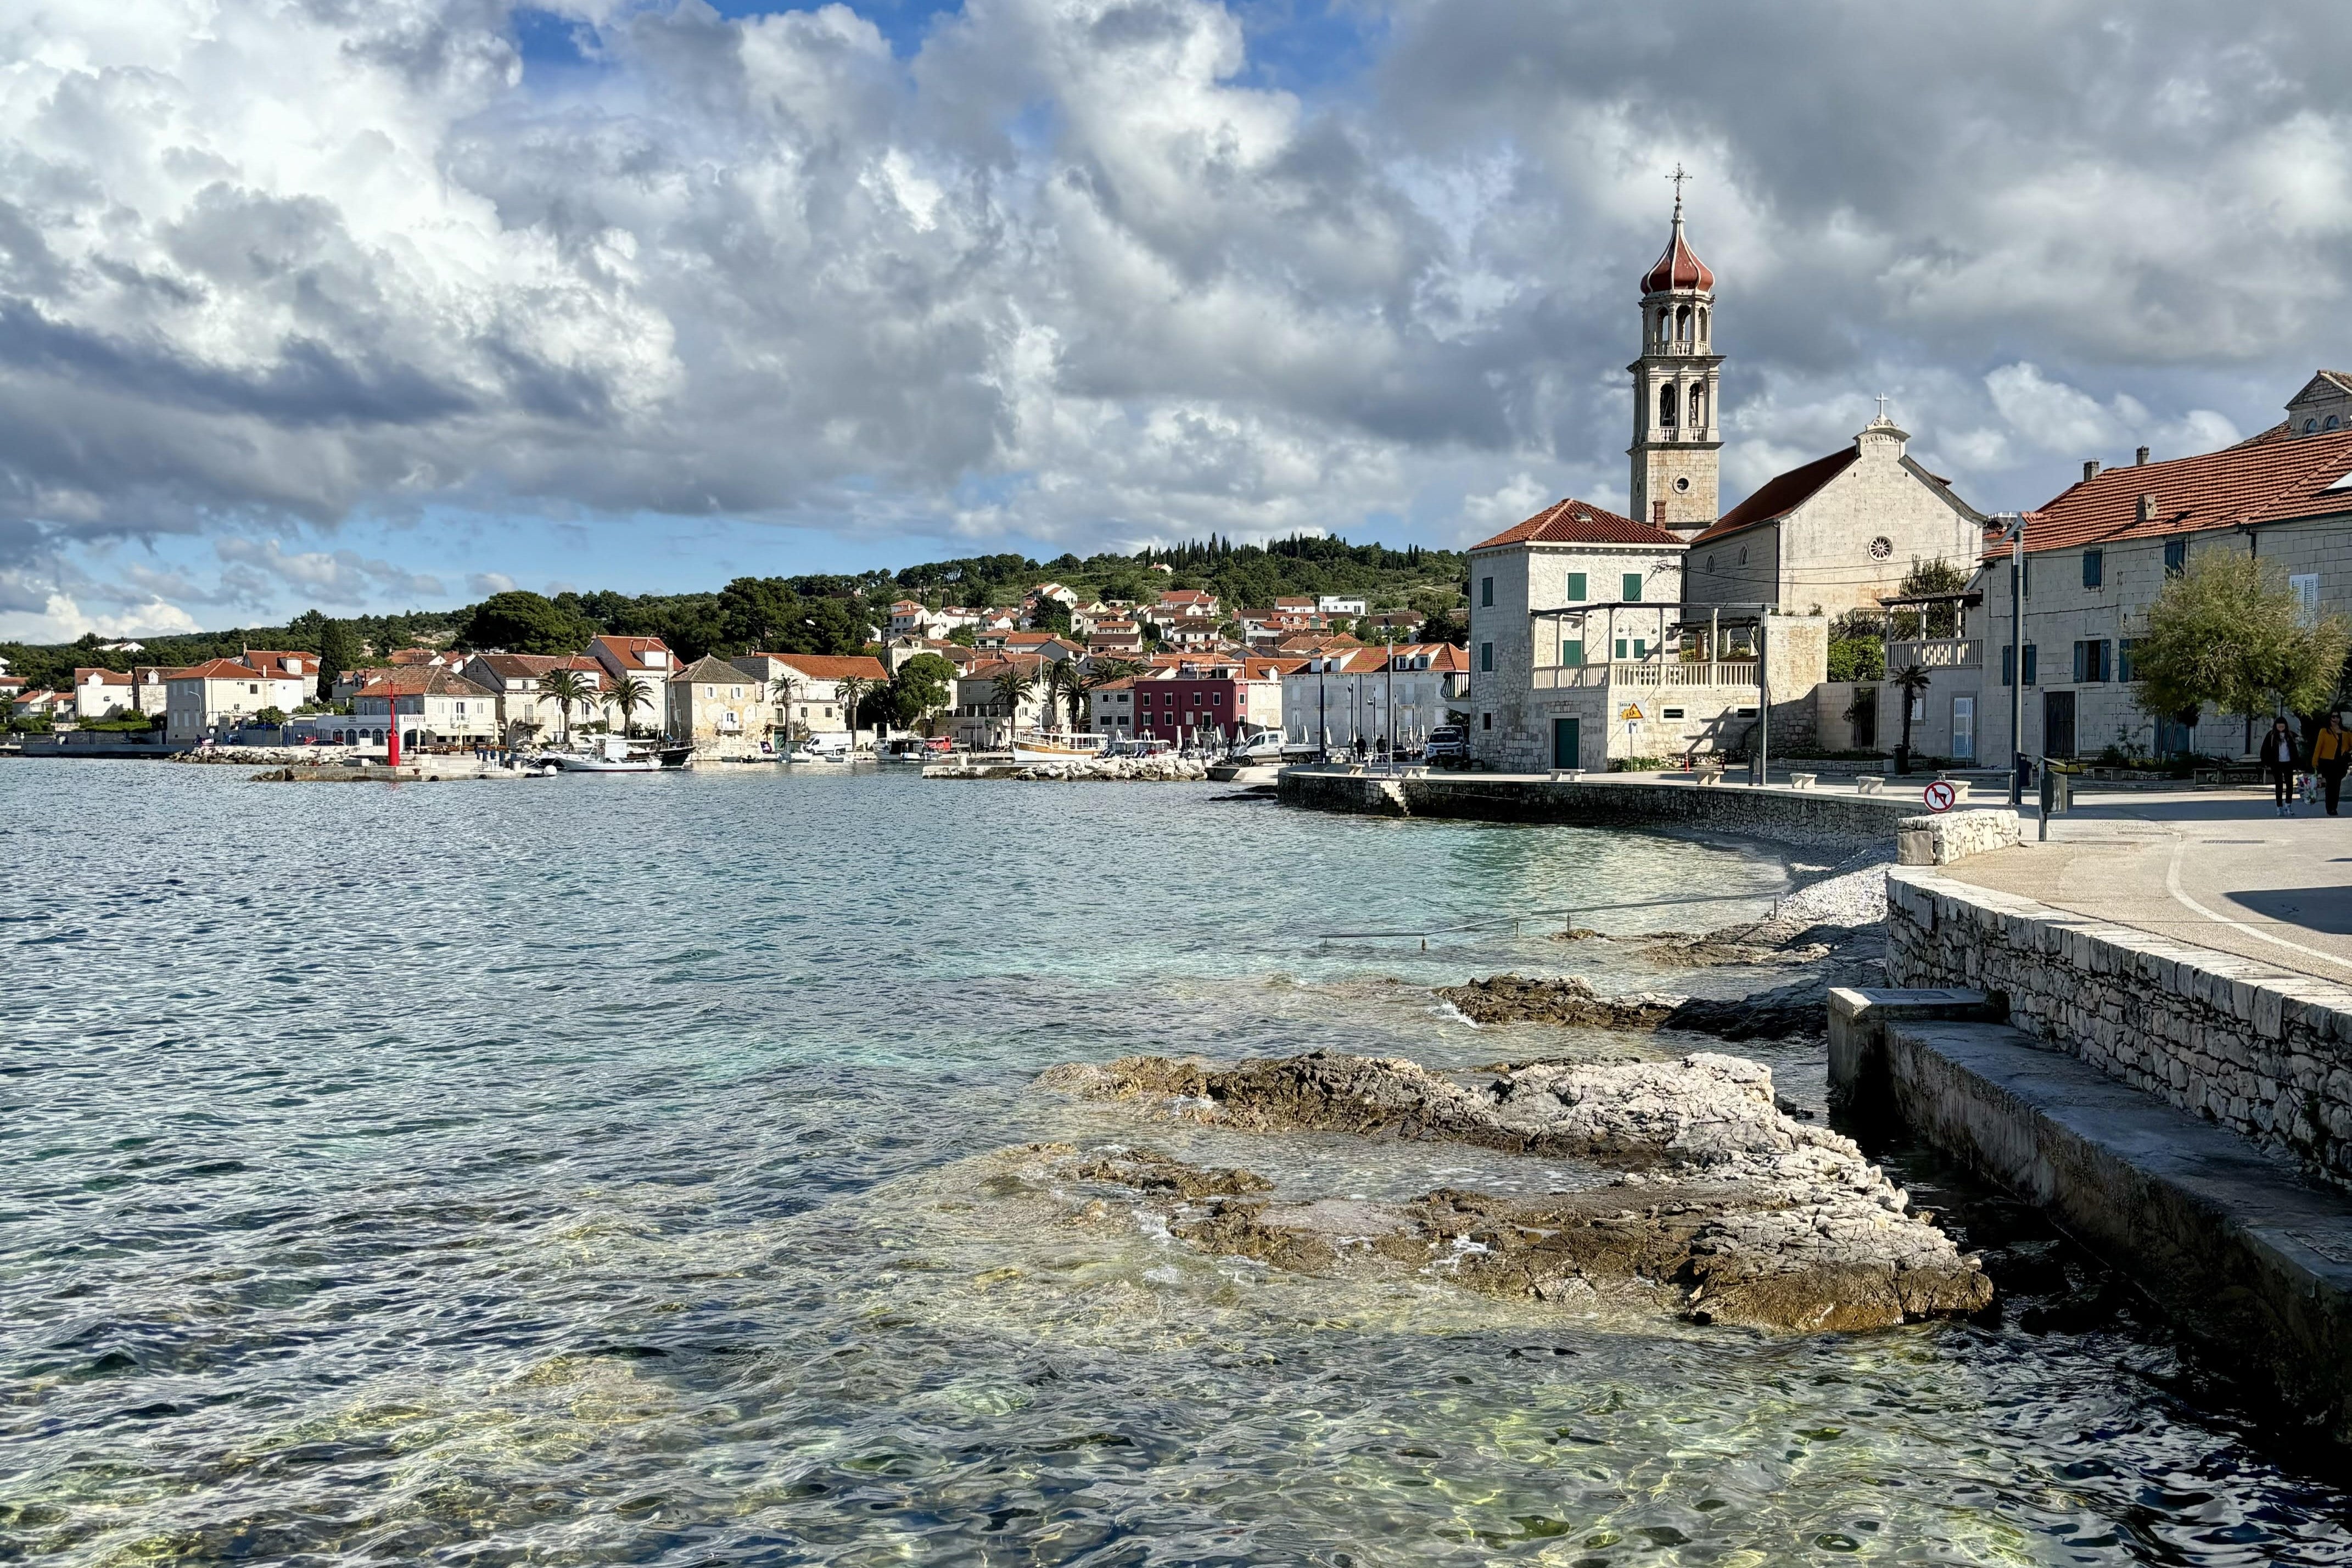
[0,535,1470,697]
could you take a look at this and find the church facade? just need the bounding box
[1466,193,1992,771]
[1682,415,1986,617]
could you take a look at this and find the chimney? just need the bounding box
[2136,446,2150,466]
[2137,494,2158,524]
[2083,460,2102,483]
[1652,501,1667,525]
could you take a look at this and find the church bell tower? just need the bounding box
[1628,173,1722,540]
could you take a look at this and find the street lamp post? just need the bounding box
[1317,658,1328,763]
[1998,512,2026,807]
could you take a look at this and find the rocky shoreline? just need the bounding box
[1032,1048,1989,1332]
[1436,860,1892,1043]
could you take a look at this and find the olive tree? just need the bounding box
[2132,551,2349,738]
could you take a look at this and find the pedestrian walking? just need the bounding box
[2316,714,2351,817]
[2261,717,2300,816]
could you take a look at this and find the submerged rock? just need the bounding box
[1033,1051,1990,1331]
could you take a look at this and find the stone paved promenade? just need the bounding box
[1937,783,2352,982]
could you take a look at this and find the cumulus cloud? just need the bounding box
[467,572,518,595]
[214,537,446,604]
[0,0,2346,623]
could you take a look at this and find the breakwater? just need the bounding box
[1277,766,2018,859]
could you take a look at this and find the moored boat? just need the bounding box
[1011,733,1109,764]
[552,737,664,773]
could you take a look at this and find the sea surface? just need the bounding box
[3,760,2347,1565]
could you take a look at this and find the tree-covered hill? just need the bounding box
[0,534,1469,690]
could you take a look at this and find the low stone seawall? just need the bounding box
[1887,869,2352,1191]
[1278,768,2018,859]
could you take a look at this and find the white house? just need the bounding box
[1315,594,1369,617]
[587,635,675,731]
[730,653,890,741]
[1977,382,2352,764]
[460,653,607,743]
[1282,645,1467,753]
[71,667,135,720]
[946,656,1055,747]
[349,668,500,749]
[164,658,312,742]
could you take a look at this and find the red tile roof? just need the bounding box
[385,648,441,667]
[2007,426,2352,556]
[1689,449,1857,544]
[172,658,290,680]
[74,667,132,685]
[1641,210,1713,294]
[356,668,494,698]
[758,653,889,682]
[468,653,568,680]
[1472,497,1684,551]
[243,649,320,675]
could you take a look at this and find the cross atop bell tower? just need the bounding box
[1628,177,1722,541]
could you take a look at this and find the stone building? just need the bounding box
[1683,414,1986,617]
[1978,391,2352,763]
[1463,496,1822,769]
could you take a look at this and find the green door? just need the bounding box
[1552,716,1580,769]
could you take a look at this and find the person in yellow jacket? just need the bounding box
[2315,714,2351,817]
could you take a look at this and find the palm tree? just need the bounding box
[604,674,650,737]
[992,662,1038,746]
[537,668,589,744]
[768,673,802,747]
[1043,658,1087,733]
[836,675,877,755]
[1892,663,1933,775]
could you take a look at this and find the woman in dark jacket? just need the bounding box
[2261,717,2300,816]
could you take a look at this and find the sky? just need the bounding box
[2,0,2348,639]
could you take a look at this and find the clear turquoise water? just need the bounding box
[3,761,2347,1564]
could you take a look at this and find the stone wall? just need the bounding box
[1886,869,2352,1190]
[1895,809,2019,866]
[1276,768,1995,853]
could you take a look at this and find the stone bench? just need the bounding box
[1789,772,1818,791]
[1855,775,1886,796]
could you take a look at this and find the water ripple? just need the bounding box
[3,761,2347,1564]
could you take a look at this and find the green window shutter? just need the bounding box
[1565,573,1587,601]
[1560,640,1583,667]
[1614,637,1628,659]
[1622,572,1643,601]
[1633,639,1648,659]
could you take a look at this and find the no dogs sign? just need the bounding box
[1922,780,1957,813]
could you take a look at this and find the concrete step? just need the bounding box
[1831,986,2352,1438]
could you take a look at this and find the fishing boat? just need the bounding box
[1011,733,1108,764]
[881,736,953,764]
[552,737,663,773]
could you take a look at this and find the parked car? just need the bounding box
[1423,724,1468,761]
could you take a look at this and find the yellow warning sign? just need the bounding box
[1619,704,1645,722]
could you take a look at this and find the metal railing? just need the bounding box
[1529,660,1761,691]
[1886,637,1983,670]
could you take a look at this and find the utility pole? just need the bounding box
[1998,512,2026,807]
